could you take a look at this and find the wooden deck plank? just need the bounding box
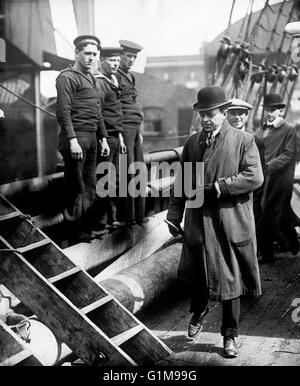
[18,239,51,253]
[80,295,113,314]
[54,270,109,309]
[111,324,144,346]
[22,243,76,280]
[48,266,82,284]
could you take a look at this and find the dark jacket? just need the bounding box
[56,67,107,139]
[116,68,143,127]
[95,73,123,136]
[167,121,263,301]
[252,135,265,224]
[257,120,298,230]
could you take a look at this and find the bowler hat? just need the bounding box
[193,86,231,111]
[101,46,123,57]
[73,35,101,49]
[227,98,252,111]
[119,40,143,53]
[262,93,286,108]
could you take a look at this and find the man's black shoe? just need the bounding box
[188,306,209,338]
[223,337,238,358]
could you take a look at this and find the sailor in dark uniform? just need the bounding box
[93,47,127,231]
[56,35,110,242]
[116,40,147,225]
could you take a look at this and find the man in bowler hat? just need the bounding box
[256,93,299,262]
[167,86,263,357]
[56,35,110,242]
[116,40,147,225]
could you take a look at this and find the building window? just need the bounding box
[143,107,163,135]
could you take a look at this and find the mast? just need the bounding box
[72,0,95,35]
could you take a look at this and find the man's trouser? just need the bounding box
[59,132,97,233]
[118,125,146,223]
[93,135,119,225]
[190,296,240,338]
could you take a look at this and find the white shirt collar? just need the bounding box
[207,126,221,138]
[267,117,284,128]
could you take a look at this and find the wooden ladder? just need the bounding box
[0,193,172,366]
[0,319,42,366]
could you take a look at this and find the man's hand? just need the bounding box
[165,219,184,237]
[69,138,83,160]
[139,133,143,144]
[204,182,221,201]
[100,138,110,156]
[119,134,127,154]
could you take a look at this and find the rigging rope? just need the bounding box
[237,1,251,41]
[226,0,236,36]
[244,0,255,41]
[0,83,56,118]
[248,0,270,48]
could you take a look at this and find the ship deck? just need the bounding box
[140,248,300,366]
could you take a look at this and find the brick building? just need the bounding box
[134,72,196,153]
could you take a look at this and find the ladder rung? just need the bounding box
[0,349,32,366]
[80,295,113,314]
[0,211,19,222]
[48,266,82,284]
[18,238,51,253]
[111,324,144,346]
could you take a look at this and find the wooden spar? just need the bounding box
[65,210,171,274]
[99,240,183,314]
[57,240,183,364]
[94,210,172,280]
[10,209,173,317]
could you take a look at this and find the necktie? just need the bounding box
[206,133,213,147]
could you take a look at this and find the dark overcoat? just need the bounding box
[167,121,263,301]
[256,121,299,239]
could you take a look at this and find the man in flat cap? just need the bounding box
[116,40,147,225]
[56,35,110,242]
[256,93,299,262]
[227,99,266,259]
[92,47,127,232]
[167,86,263,358]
